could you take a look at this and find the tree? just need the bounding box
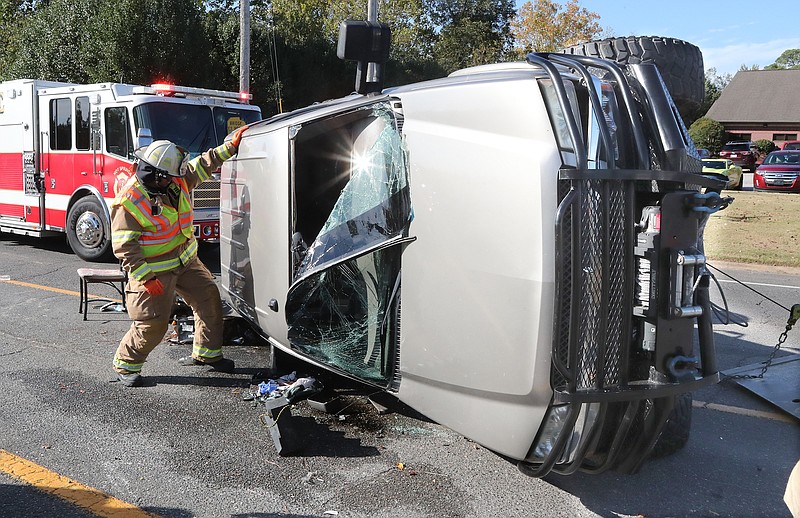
[753,138,777,156]
[511,0,601,55]
[688,117,725,155]
[5,0,95,82]
[424,0,516,73]
[684,67,731,123]
[765,49,800,70]
[6,0,212,85]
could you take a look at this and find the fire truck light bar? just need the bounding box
[133,83,252,102]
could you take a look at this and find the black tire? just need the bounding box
[66,196,113,262]
[651,392,692,458]
[563,36,704,120]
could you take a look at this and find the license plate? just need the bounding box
[730,153,739,158]
[766,179,788,185]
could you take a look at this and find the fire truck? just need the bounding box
[0,79,261,261]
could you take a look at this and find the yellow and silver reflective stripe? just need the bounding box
[189,143,234,182]
[112,230,141,247]
[192,345,223,360]
[130,263,153,282]
[113,357,144,373]
[142,240,198,275]
[217,142,234,161]
[178,239,198,265]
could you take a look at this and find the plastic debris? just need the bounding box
[246,371,320,404]
[258,380,279,395]
[248,372,324,456]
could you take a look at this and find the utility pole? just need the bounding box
[240,0,251,102]
[366,0,378,83]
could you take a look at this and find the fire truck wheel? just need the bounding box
[67,196,113,261]
[650,392,692,458]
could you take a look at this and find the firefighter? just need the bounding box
[111,127,246,387]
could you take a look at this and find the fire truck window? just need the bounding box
[213,107,261,140]
[75,97,90,151]
[49,98,72,150]
[104,107,133,159]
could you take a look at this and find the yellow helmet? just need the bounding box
[134,140,186,177]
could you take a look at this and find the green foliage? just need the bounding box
[683,68,732,125]
[511,0,602,55]
[688,117,725,154]
[753,139,777,154]
[4,0,212,85]
[0,0,517,113]
[425,0,516,73]
[765,49,800,70]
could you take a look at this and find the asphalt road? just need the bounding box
[0,233,798,518]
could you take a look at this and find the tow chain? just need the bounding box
[726,303,800,380]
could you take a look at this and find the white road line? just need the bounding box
[715,279,800,290]
[693,400,796,424]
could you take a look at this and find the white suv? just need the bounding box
[220,44,721,476]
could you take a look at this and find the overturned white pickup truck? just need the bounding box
[219,40,723,476]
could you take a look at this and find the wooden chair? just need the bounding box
[77,267,128,320]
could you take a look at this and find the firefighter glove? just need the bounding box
[143,278,165,296]
[230,126,246,150]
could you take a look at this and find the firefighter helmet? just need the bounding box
[134,140,186,177]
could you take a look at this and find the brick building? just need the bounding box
[706,69,800,147]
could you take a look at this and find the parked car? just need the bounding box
[220,23,721,477]
[719,141,757,172]
[702,158,743,190]
[782,141,800,150]
[753,151,800,192]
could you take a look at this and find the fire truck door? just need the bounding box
[39,96,75,216]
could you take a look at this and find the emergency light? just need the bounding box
[131,83,252,103]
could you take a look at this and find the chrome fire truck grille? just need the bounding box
[192,179,221,209]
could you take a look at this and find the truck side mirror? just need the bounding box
[135,128,153,150]
[337,20,391,95]
[91,109,102,150]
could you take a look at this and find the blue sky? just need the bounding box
[515,0,800,77]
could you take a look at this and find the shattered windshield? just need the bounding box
[286,104,411,386]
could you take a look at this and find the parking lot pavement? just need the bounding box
[0,235,798,517]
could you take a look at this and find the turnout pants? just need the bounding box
[113,257,223,374]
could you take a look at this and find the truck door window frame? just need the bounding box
[104,106,133,159]
[49,97,72,150]
[285,102,411,388]
[75,96,91,151]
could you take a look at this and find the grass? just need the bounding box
[703,190,800,267]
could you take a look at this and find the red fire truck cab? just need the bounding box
[0,79,261,261]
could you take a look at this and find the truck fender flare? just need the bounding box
[67,185,112,238]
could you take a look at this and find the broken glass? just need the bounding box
[286,104,411,385]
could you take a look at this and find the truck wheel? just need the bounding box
[67,196,113,261]
[650,392,692,458]
[562,36,704,120]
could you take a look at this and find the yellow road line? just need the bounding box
[694,400,796,424]
[0,449,159,518]
[0,278,121,303]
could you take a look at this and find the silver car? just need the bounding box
[220,53,721,476]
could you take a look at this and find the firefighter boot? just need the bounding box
[116,371,143,387]
[178,356,235,374]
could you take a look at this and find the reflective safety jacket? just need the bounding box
[111,142,236,282]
